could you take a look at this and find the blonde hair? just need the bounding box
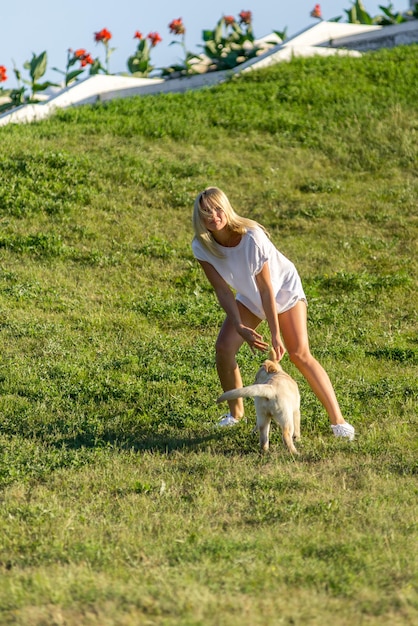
[192,187,266,258]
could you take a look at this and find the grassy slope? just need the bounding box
[0,46,417,625]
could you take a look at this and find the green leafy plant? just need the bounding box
[343,0,408,24]
[344,0,375,24]
[375,2,408,24]
[0,64,22,112]
[53,48,94,87]
[312,1,412,25]
[162,17,201,77]
[200,11,264,71]
[22,51,58,97]
[0,51,58,113]
[127,30,162,77]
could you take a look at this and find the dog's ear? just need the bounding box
[268,347,277,362]
[264,360,280,373]
[264,348,280,372]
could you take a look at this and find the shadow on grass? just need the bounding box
[0,422,266,489]
[57,422,263,456]
[0,418,264,457]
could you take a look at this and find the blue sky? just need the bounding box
[0,1,408,85]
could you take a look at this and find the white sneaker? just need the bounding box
[331,422,355,441]
[217,414,240,427]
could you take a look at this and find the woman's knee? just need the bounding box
[215,333,241,360]
[287,346,312,369]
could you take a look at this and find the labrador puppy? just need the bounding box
[217,349,301,454]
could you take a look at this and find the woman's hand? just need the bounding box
[237,325,269,353]
[272,336,286,362]
[255,263,286,361]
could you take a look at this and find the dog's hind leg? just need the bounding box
[280,411,298,455]
[282,424,299,455]
[258,421,271,453]
[293,407,301,441]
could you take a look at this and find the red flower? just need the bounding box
[147,32,162,47]
[310,4,322,19]
[224,16,235,26]
[72,49,93,66]
[0,65,8,83]
[94,28,112,43]
[239,10,252,25]
[134,31,143,40]
[168,18,185,35]
[80,54,94,67]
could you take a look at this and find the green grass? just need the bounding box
[0,46,417,625]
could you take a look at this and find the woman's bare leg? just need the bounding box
[279,301,346,425]
[215,302,261,420]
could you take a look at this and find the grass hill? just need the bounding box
[0,45,417,625]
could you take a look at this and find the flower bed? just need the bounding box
[0,3,417,113]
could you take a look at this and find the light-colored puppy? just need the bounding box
[217,349,301,454]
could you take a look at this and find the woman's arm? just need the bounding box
[198,261,242,328]
[198,260,268,352]
[255,261,286,361]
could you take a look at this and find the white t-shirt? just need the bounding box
[192,226,306,319]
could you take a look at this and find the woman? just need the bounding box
[192,186,354,439]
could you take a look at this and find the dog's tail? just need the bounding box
[217,384,277,404]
